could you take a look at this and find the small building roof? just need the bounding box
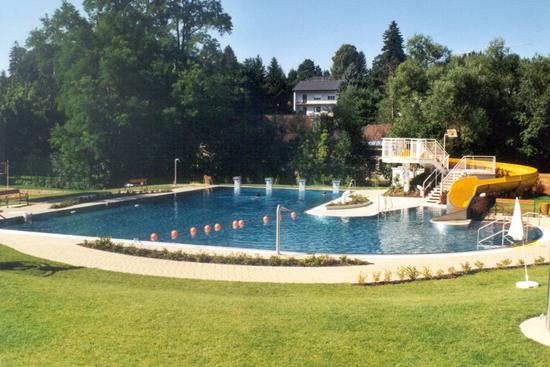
[362,124,392,142]
[293,78,343,92]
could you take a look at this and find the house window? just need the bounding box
[314,96,321,101]
[302,94,307,103]
[315,107,321,113]
[328,95,336,100]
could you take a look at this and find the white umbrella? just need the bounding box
[510,197,539,288]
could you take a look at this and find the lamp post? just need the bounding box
[173,158,180,186]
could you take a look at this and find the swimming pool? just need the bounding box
[2,188,542,255]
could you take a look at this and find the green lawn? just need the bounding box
[1,245,549,366]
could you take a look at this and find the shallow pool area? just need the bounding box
[2,188,542,255]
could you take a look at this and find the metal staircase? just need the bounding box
[382,139,496,205]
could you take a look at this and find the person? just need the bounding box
[322,191,328,196]
[253,193,261,200]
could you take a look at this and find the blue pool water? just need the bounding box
[3,188,542,254]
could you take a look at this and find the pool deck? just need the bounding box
[1,185,549,284]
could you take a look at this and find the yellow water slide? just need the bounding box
[447,158,538,211]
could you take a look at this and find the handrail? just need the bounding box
[477,229,515,249]
[381,138,449,170]
[441,156,467,191]
[522,212,541,226]
[421,169,439,196]
[477,218,510,248]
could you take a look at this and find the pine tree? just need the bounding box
[371,21,406,88]
[265,57,290,113]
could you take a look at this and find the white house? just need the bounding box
[293,78,342,116]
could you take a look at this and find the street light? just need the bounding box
[443,128,458,152]
[173,158,180,186]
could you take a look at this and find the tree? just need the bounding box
[293,116,351,184]
[221,45,239,71]
[240,56,267,114]
[371,21,406,88]
[296,59,322,82]
[516,56,550,166]
[406,34,451,68]
[265,57,290,113]
[330,44,367,80]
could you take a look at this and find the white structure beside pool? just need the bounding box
[293,78,342,115]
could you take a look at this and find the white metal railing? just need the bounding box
[477,218,514,249]
[440,155,496,192]
[421,169,440,196]
[522,212,542,227]
[382,138,449,170]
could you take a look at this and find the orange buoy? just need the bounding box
[204,224,212,234]
[262,215,270,225]
[238,219,245,228]
[189,227,198,237]
[214,223,222,232]
[150,232,158,241]
[290,211,297,220]
[232,220,239,229]
[171,230,178,240]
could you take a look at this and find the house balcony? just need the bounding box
[295,99,337,106]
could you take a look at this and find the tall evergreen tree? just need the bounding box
[371,21,406,89]
[240,56,267,114]
[265,57,290,113]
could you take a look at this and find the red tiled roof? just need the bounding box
[362,124,392,141]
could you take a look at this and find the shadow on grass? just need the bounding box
[0,261,83,276]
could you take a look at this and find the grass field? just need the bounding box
[1,245,549,366]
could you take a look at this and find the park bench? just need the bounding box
[494,198,535,216]
[0,189,29,207]
[127,178,148,187]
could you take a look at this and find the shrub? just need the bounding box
[534,256,546,265]
[474,261,485,271]
[372,271,381,282]
[421,267,433,279]
[404,266,420,281]
[461,262,472,274]
[447,267,458,276]
[516,259,525,266]
[435,269,445,278]
[383,270,392,282]
[357,272,367,284]
[496,258,512,269]
[50,200,79,209]
[396,267,406,281]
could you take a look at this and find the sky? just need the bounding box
[1,0,550,74]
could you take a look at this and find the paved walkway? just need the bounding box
[1,227,548,283]
[0,185,205,219]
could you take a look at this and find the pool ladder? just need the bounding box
[476,212,541,250]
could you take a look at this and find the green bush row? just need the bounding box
[80,237,370,267]
[356,258,548,285]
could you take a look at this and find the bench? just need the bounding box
[127,178,148,187]
[0,189,29,207]
[494,198,535,215]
